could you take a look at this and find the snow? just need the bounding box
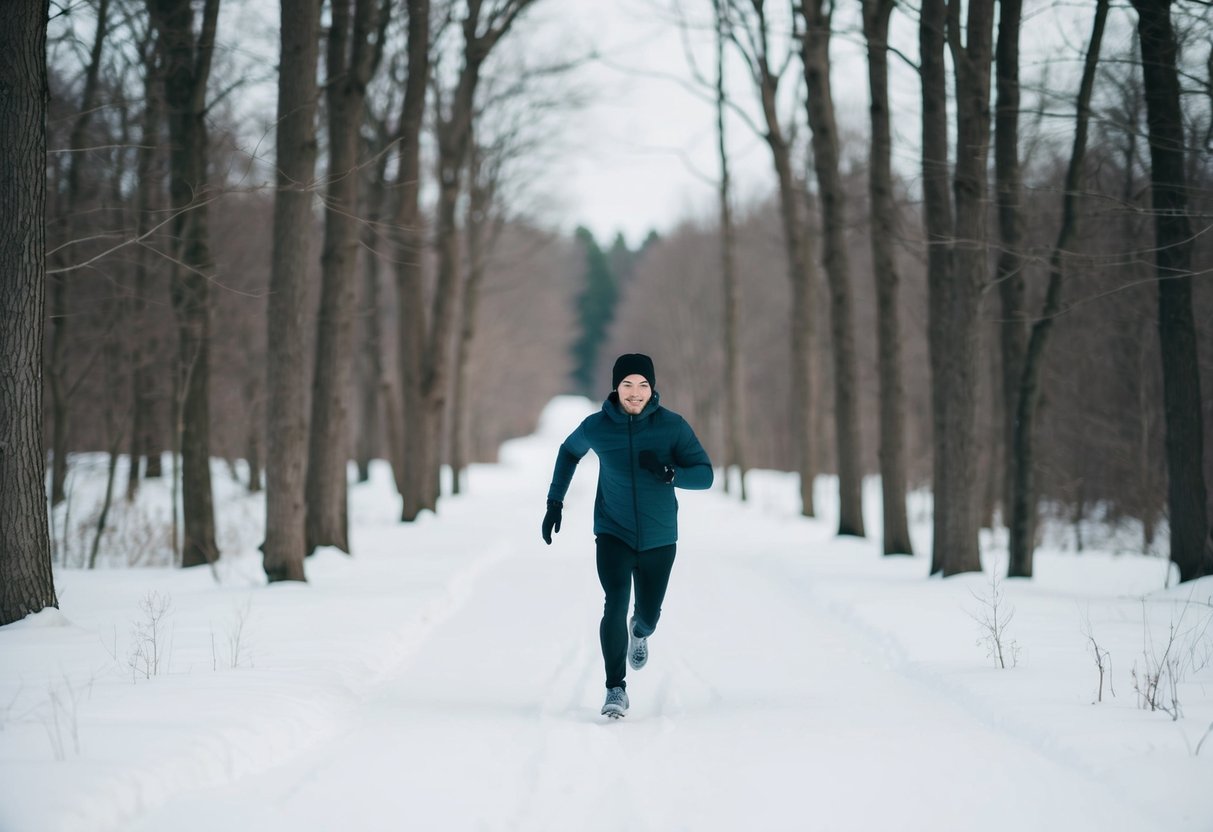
[3,395,1211,832]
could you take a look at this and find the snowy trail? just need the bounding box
[9,397,1207,832]
[123,472,1157,830]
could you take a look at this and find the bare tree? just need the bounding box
[390,0,432,522]
[725,0,817,516]
[402,0,540,514]
[796,0,864,537]
[713,0,748,501]
[1007,0,1109,578]
[147,0,220,568]
[126,18,166,500]
[1130,0,1212,582]
[46,0,111,508]
[860,0,912,555]
[306,0,390,554]
[1,0,58,625]
[920,0,994,575]
[993,0,1025,530]
[263,0,321,583]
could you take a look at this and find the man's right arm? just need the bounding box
[547,421,591,503]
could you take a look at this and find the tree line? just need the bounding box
[1,0,1211,626]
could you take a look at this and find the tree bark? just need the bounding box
[263,0,320,583]
[1130,0,1212,582]
[391,0,431,522]
[450,137,493,496]
[149,0,220,568]
[0,0,58,626]
[715,0,746,501]
[799,0,864,537]
[921,0,992,575]
[1007,0,1108,579]
[127,30,164,502]
[861,0,912,555]
[46,0,110,507]
[730,0,816,516]
[306,0,385,553]
[994,0,1026,528]
[409,0,538,515]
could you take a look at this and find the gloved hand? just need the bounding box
[541,499,563,544]
[638,450,675,483]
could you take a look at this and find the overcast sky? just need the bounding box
[208,0,1149,250]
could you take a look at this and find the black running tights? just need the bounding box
[595,534,677,690]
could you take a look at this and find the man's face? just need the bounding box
[617,374,652,415]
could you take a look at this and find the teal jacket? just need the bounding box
[547,392,714,550]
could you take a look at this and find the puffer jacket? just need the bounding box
[547,391,714,551]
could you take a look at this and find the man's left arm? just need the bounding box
[671,419,714,490]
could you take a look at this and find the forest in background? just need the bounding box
[2,0,1211,626]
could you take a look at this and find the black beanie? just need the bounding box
[612,353,656,389]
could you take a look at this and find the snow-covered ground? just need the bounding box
[2,396,1211,832]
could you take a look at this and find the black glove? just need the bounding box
[638,450,675,483]
[541,499,563,544]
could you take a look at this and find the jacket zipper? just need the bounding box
[628,414,641,549]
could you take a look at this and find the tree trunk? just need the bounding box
[450,136,493,496]
[994,0,1026,528]
[1130,0,1212,582]
[800,0,864,537]
[306,0,383,554]
[715,0,746,502]
[392,0,431,522]
[360,151,403,493]
[754,55,816,518]
[127,35,163,502]
[409,0,537,516]
[46,0,110,507]
[149,0,220,569]
[262,0,320,583]
[861,0,912,555]
[937,0,994,577]
[1008,0,1108,579]
[0,0,58,626]
[921,0,992,575]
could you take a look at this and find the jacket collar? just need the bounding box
[603,390,661,423]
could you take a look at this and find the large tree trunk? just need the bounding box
[150,0,220,568]
[715,0,746,501]
[1130,0,1212,582]
[306,0,384,553]
[799,0,864,538]
[0,0,58,626]
[392,0,431,522]
[920,0,953,575]
[262,0,320,583]
[994,0,1026,528]
[862,0,912,555]
[921,0,992,575]
[936,0,995,577]
[1008,0,1108,579]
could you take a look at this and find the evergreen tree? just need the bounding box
[571,227,618,395]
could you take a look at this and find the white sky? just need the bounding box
[209,0,1151,249]
[3,395,1211,830]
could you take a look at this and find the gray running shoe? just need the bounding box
[601,686,629,718]
[628,616,648,670]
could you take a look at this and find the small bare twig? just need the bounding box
[969,568,1020,669]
